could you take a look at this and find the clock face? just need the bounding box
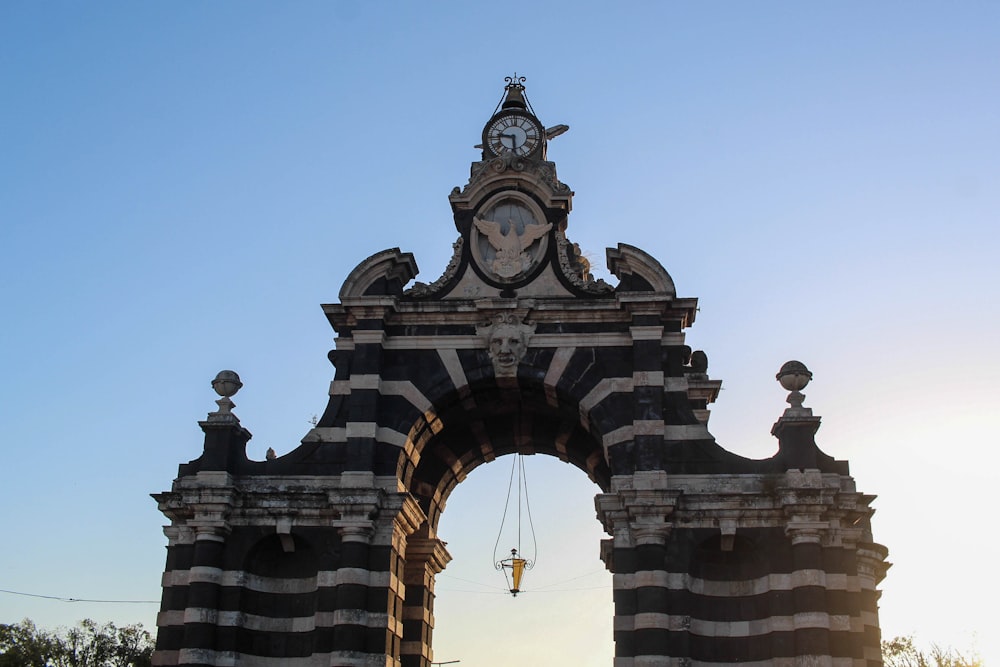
[486,113,541,157]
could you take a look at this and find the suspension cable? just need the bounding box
[520,453,538,566]
[492,452,519,565]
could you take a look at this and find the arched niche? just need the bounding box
[240,534,321,660]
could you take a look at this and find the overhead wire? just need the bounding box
[531,568,609,592]
[437,573,509,591]
[0,588,158,604]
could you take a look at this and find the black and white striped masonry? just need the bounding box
[153,79,889,667]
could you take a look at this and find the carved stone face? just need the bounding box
[489,324,527,372]
[478,314,535,378]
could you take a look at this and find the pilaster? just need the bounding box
[780,469,837,666]
[596,472,683,663]
[400,535,452,667]
[177,525,229,667]
[328,481,428,667]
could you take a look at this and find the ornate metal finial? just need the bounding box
[776,361,813,414]
[499,73,530,113]
[208,370,242,422]
[504,73,526,89]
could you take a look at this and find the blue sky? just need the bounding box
[1,3,998,665]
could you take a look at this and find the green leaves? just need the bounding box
[883,635,983,667]
[0,619,153,667]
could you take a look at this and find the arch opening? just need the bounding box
[428,455,614,667]
[395,378,613,667]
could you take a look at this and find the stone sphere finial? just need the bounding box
[776,361,812,392]
[212,370,243,398]
[207,371,242,422]
[776,361,812,413]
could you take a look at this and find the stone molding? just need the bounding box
[597,472,682,549]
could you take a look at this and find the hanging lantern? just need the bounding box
[497,548,531,596]
[492,453,537,597]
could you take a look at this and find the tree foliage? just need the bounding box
[0,619,153,667]
[883,635,983,667]
[5,624,986,667]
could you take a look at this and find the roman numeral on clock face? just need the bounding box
[486,113,540,156]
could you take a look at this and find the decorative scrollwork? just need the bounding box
[463,158,566,194]
[467,160,490,185]
[555,231,614,294]
[404,237,464,298]
[488,153,526,173]
[505,73,527,88]
[534,161,570,193]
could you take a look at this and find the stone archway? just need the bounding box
[396,353,613,524]
[391,377,609,667]
[152,79,888,667]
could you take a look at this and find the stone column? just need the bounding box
[596,471,682,667]
[856,544,890,667]
[381,495,428,667]
[329,479,427,667]
[780,470,834,667]
[331,523,376,665]
[178,526,228,667]
[328,477,383,667]
[400,534,452,667]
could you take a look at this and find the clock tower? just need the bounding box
[481,75,545,160]
[403,75,601,301]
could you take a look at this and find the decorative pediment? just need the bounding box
[607,243,677,295]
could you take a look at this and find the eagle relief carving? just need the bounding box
[472,201,552,281]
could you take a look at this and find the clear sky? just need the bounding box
[1,2,998,665]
